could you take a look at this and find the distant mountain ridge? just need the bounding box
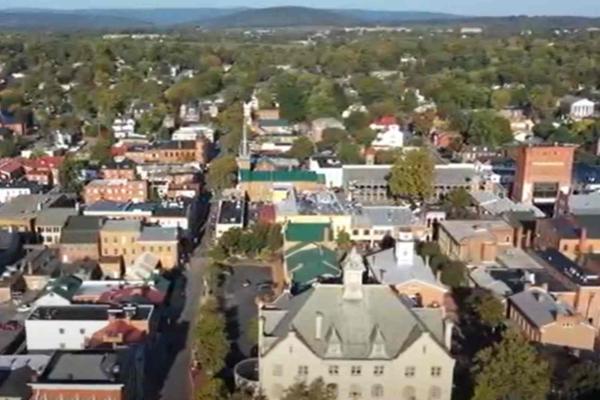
[0,7,599,31]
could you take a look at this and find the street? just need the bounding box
[148,199,216,400]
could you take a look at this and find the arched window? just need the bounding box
[371,384,384,398]
[403,386,416,400]
[429,385,442,399]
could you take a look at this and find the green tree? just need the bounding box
[467,110,512,147]
[466,290,506,329]
[266,224,283,252]
[472,329,551,400]
[287,136,315,160]
[412,110,436,136]
[345,111,371,132]
[58,156,84,193]
[194,298,230,376]
[282,378,336,400]
[0,138,18,157]
[444,188,472,218]
[560,361,600,400]
[206,155,238,191]
[246,317,260,349]
[440,260,467,288]
[490,89,512,110]
[389,148,434,204]
[336,142,363,164]
[353,128,376,147]
[336,229,352,250]
[196,377,227,400]
[318,128,349,151]
[89,138,113,165]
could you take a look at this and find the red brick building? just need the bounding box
[124,138,209,165]
[83,179,148,205]
[511,144,576,205]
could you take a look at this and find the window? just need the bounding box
[431,366,442,377]
[374,365,384,376]
[349,384,361,399]
[429,386,442,399]
[352,229,359,235]
[403,386,416,400]
[328,365,339,376]
[80,328,86,334]
[351,366,362,376]
[298,366,308,376]
[59,328,65,334]
[405,366,415,377]
[272,364,283,377]
[59,343,66,349]
[371,384,384,398]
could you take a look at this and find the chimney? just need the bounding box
[315,312,323,340]
[580,227,588,254]
[444,320,453,350]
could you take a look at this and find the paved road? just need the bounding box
[157,201,217,400]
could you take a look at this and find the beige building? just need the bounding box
[100,220,180,270]
[438,219,515,264]
[36,208,79,246]
[508,287,596,350]
[257,248,455,400]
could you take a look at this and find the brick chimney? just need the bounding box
[580,226,588,254]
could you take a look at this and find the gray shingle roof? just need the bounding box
[139,226,178,242]
[262,284,446,359]
[509,288,574,328]
[36,207,78,227]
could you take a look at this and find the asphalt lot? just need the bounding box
[223,265,272,362]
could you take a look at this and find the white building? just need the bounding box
[112,118,136,139]
[560,96,595,119]
[25,304,153,350]
[172,124,216,143]
[371,126,405,150]
[308,157,343,188]
[257,248,455,400]
[216,199,245,239]
[0,184,33,204]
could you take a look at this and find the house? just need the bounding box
[256,119,293,135]
[555,191,600,216]
[284,242,339,292]
[124,138,209,165]
[560,96,595,119]
[171,124,216,143]
[371,126,405,150]
[100,220,180,270]
[83,179,148,205]
[310,118,345,142]
[238,169,325,202]
[29,349,145,400]
[369,116,399,132]
[350,206,422,244]
[508,287,595,350]
[216,199,246,239]
[25,303,154,350]
[0,193,70,232]
[535,215,600,260]
[257,248,455,400]
[0,181,38,204]
[366,231,448,308]
[11,246,61,291]
[58,216,104,263]
[438,219,515,265]
[0,159,24,181]
[36,207,79,247]
[308,157,343,188]
[470,191,545,218]
[100,158,137,180]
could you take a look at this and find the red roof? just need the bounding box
[18,156,64,171]
[87,319,147,348]
[373,116,398,126]
[0,158,24,174]
[98,285,165,305]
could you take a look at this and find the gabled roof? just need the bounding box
[285,222,331,243]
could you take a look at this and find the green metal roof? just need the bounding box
[239,169,324,183]
[285,244,339,288]
[285,223,331,243]
[45,275,83,300]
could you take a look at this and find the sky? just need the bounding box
[1,0,599,17]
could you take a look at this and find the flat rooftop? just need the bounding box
[536,249,600,287]
[28,304,153,321]
[38,351,124,384]
[218,200,244,225]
